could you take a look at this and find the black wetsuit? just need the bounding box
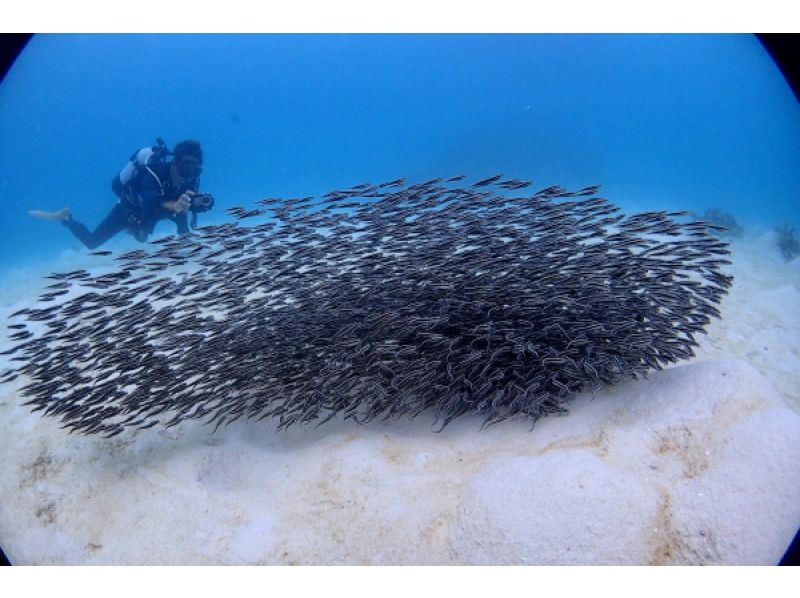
[63,161,196,250]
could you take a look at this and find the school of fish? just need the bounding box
[0,175,733,437]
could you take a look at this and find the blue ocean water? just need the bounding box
[0,34,798,277]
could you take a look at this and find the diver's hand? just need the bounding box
[165,192,193,214]
[176,193,193,213]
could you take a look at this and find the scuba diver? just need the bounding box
[29,138,214,249]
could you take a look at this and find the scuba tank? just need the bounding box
[111,138,172,197]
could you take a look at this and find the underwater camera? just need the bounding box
[191,192,215,212]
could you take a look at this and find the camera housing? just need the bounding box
[191,193,214,212]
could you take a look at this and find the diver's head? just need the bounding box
[171,139,204,182]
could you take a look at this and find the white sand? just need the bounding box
[0,230,798,565]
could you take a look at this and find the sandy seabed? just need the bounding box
[0,227,798,565]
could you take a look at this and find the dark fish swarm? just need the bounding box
[1,176,733,437]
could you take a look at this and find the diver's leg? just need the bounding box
[61,204,128,250]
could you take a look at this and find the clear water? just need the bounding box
[0,34,798,277]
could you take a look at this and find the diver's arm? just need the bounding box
[175,212,190,235]
[136,170,192,216]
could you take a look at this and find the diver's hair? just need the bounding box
[173,139,203,163]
